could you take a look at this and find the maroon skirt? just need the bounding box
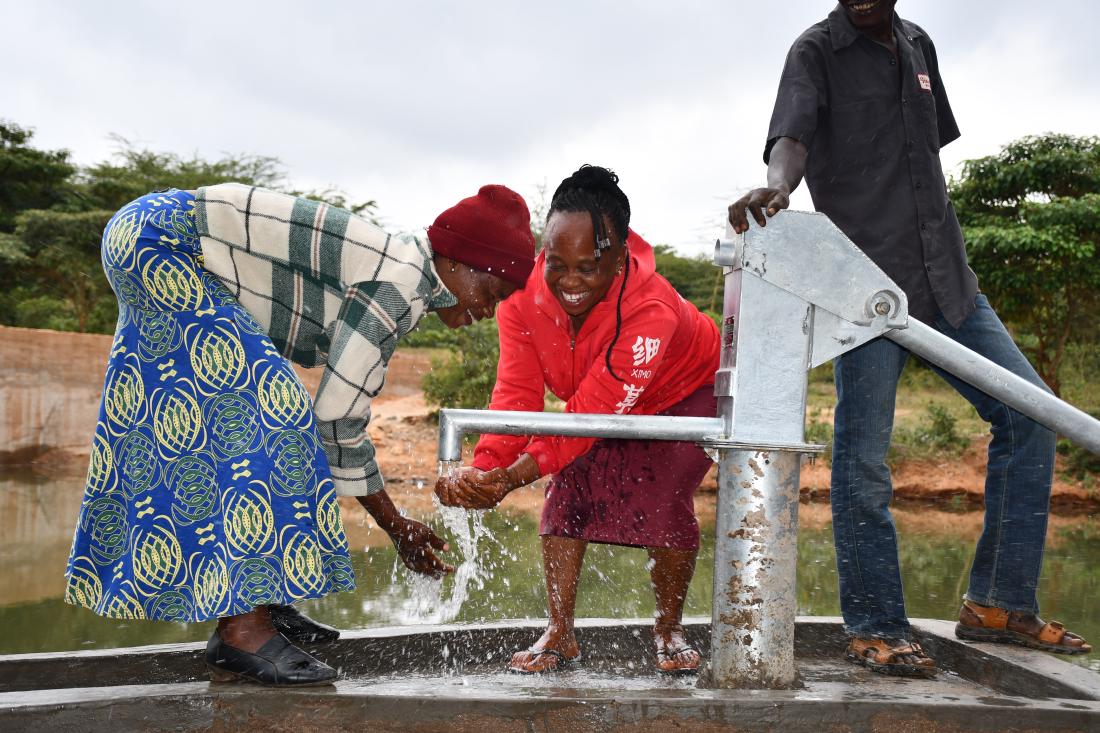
[539,385,716,551]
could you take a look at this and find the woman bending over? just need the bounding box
[66,183,535,686]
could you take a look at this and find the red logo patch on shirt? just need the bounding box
[917,73,932,91]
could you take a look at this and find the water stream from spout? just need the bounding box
[393,461,496,623]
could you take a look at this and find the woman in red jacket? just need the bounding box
[436,165,720,675]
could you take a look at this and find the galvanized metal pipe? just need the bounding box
[436,409,724,462]
[887,319,1100,454]
[709,449,801,689]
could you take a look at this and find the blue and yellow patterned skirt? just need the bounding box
[65,189,356,622]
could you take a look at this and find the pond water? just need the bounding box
[1,469,1097,673]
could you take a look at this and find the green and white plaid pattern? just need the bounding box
[193,184,457,497]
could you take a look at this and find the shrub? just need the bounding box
[921,403,968,452]
[422,319,500,412]
[1057,438,1100,482]
[888,402,969,466]
[403,313,461,348]
[951,133,1100,397]
[1057,408,1100,482]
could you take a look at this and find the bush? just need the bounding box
[653,245,723,312]
[403,312,461,348]
[422,319,500,412]
[888,402,969,466]
[1057,438,1100,482]
[921,403,968,452]
[1056,406,1100,482]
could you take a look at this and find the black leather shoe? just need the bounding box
[269,603,341,643]
[206,630,338,686]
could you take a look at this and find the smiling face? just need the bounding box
[841,0,897,32]
[542,210,626,326]
[434,259,517,329]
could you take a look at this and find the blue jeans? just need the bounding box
[830,294,1055,638]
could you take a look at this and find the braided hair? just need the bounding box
[548,164,631,382]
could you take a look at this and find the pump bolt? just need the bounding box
[874,301,891,316]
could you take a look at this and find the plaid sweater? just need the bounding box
[193,183,457,497]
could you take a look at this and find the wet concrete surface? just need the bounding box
[2,618,1098,732]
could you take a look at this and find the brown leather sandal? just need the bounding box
[845,637,938,678]
[955,599,1092,655]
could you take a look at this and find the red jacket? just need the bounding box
[472,230,721,477]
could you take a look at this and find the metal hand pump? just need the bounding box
[437,211,1100,689]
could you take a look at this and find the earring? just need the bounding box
[450,261,457,273]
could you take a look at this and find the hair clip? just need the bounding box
[589,208,611,259]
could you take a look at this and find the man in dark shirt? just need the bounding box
[729,0,1090,677]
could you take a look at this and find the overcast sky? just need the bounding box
[4,1,1098,256]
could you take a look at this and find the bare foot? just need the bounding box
[217,607,278,653]
[654,623,701,674]
[508,625,581,673]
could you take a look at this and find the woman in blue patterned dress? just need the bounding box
[66,184,536,686]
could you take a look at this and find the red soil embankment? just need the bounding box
[0,325,112,463]
[0,324,429,465]
[2,325,1095,514]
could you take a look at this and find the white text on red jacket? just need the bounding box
[632,336,662,366]
[614,383,645,414]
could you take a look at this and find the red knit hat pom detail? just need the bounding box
[428,184,537,288]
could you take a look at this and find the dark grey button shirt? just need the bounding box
[765,5,978,326]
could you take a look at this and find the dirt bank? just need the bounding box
[0,324,432,464]
[0,326,114,462]
[3,326,1095,521]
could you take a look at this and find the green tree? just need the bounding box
[72,137,378,219]
[951,133,1100,395]
[0,122,84,328]
[0,126,380,332]
[71,136,281,212]
[0,121,75,233]
[1,210,115,332]
[652,244,723,314]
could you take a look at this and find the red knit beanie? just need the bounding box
[427,184,537,288]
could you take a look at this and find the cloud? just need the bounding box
[2,1,1097,257]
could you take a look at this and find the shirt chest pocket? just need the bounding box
[824,96,903,177]
[916,92,940,152]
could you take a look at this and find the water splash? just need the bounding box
[391,461,495,624]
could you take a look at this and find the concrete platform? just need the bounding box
[1,617,1098,732]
